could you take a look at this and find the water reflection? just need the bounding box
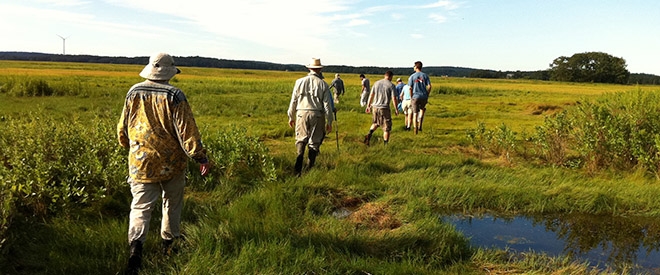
[444,213,660,273]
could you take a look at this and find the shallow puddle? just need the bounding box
[444,213,660,273]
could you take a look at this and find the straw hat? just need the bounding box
[306,58,324,69]
[139,52,181,80]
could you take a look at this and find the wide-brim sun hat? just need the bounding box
[306,58,324,69]
[139,52,181,80]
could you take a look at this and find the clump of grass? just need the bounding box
[468,248,622,274]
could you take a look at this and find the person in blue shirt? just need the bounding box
[394,78,404,114]
[407,61,432,134]
[394,77,404,101]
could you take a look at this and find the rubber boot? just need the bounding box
[294,143,306,176]
[127,240,143,275]
[294,155,304,177]
[162,238,174,256]
[307,149,319,170]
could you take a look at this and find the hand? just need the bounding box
[326,124,332,133]
[365,106,371,114]
[288,120,295,128]
[395,110,399,116]
[200,162,210,177]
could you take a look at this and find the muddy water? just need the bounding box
[444,213,660,273]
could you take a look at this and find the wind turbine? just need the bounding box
[56,34,69,55]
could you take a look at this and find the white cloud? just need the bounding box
[105,0,354,56]
[0,4,92,22]
[411,34,424,39]
[429,13,447,23]
[346,19,369,27]
[422,0,460,10]
[365,5,396,13]
[36,0,91,6]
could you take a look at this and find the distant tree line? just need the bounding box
[1,51,658,85]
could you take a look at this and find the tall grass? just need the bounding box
[2,61,660,274]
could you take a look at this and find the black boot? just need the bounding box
[307,149,319,170]
[294,143,306,176]
[162,238,174,256]
[127,240,143,275]
[294,154,304,177]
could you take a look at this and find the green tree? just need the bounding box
[549,52,630,84]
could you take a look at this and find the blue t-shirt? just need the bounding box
[408,72,431,99]
[394,82,404,100]
[402,84,411,100]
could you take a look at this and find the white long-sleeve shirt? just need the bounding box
[287,71,334,125]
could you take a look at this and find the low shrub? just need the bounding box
[467,122,519,164]
[0,77,89,97]
[0,115,277,249]
[470,88,660,176]
[189,126,277,192]
[0,114,125,220]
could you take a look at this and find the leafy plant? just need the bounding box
[467,122,518,163]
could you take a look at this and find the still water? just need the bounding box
[444,213,660,273]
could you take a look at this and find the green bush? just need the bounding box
[467,122,519,163]
[533,111,573,165]
[570,90,660,173]
[189,126,277,192]
[0,114,125,219]
[474,89,660,175]
[468,89,660,174]
[0,115,279,249]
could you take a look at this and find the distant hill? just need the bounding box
[1,51,658,84]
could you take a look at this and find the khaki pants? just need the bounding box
[128,171,186,244]
[295,110,326,153]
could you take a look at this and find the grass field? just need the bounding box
[2,60,660,274]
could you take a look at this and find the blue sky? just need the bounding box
[1,0,659,75]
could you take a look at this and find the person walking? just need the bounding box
[287,58,334,176]
[400,83,412,131]
[394,77,404,103]
[394,77,405,124]
[117,52,210,274]
[363,71,399,146]
[359,73,370,107]
[330,73,345,104]
[408,61,432,134]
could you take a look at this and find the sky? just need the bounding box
[1,0,659,75]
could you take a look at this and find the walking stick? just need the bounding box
[334,110,339,151]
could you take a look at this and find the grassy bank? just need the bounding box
[1,60,659,274]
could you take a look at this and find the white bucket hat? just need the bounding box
[139,52,181,80]
[306,58,324,69]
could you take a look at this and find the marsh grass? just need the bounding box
[2,61,660,274]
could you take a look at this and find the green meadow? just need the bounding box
[2,60,660,274]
